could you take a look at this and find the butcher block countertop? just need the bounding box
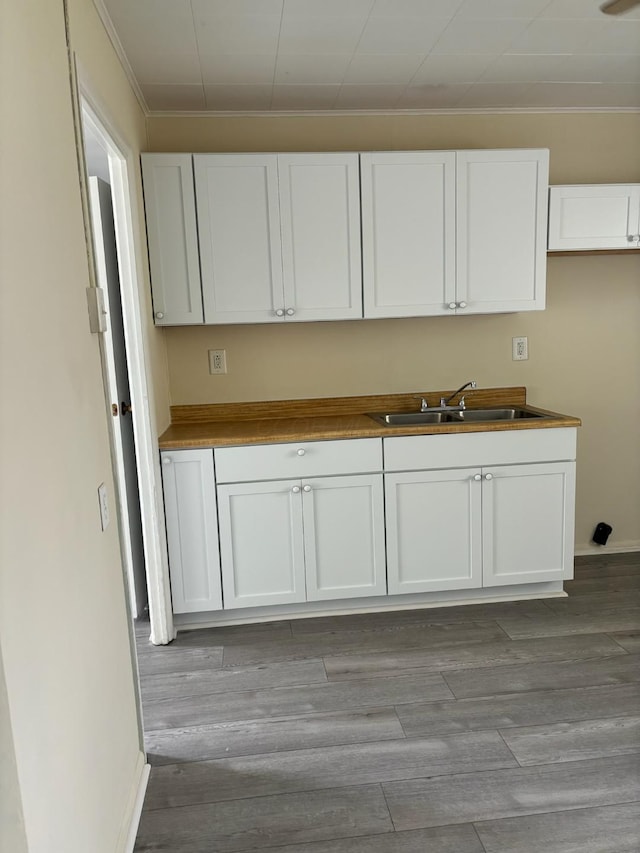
[158,386,581,450]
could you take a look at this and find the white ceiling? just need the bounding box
[100,0,640,112]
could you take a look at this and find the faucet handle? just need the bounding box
[413,395,429,411]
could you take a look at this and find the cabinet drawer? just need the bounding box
[215,438,383,483]
[384,428,577,472]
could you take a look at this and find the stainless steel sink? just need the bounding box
[447,407,547,422]
[368,407,549,427]
[368,411,447,426]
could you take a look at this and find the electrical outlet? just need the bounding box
[512,336,529,361]
[208,349,227,375]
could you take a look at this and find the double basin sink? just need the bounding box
[368,407,549,427]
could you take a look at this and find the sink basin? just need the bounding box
[368,407,549,427]
[448,407,546,422]
[368,411,447,426]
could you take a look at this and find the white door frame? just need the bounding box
[74,60,174,646]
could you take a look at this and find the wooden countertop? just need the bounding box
[158,387,581,450]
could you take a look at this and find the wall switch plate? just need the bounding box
[512,336,529,361]
[208,349,227,374]
[98,483,110,531]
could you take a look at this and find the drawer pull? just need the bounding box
[485,473,493,480]
[292,485,301,493]
[303,485,311,492]
[473,474,482,481]
[297,448,306,456]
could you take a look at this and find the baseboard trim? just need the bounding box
[574,542,640,557]
[122,758,150,853]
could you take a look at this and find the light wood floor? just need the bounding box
[134,554,640,852]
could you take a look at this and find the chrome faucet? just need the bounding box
[440,381,477,410]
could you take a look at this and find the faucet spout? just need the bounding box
[440,381,477,409]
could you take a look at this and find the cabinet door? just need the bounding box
[141,154,203,325]
[548,185,640,250]
[456,150,548,314]
[482,462,576,587]
[385,468,482,594]
[278,154,363,322]
[302,475,386,601]
[160,449,221,613]
[361,152,456,318]
[194,154,284,324]
[217,480,306,609]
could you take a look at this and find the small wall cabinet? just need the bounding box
[548,184,640,251]
[140,154,203,325]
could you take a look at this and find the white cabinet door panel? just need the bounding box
[386,468,482,594]
[279,154,362,321]
[217,480,306,609]
[456,150,548,313]
[548,185,640,250]
[141,154,203,325]
[303,475,386,601]
[160,449,221,613]
[195,154,284,324]
[482,462,575,587]
[361,152,456,318]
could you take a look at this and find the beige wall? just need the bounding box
[147,112,640,552]
[0,0,161,850]
[0,653,28,853]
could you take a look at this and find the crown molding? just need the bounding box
[92,0,149,116]
[146,106,640,119]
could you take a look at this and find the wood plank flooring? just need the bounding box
[134,553,640,853]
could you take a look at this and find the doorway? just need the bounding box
[77,89,174,645]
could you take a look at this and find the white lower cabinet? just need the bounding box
[384,430,577,595]
[482,462,575,587]
[217,473,386,609]
[160,449,222,613]
[161,430,577,618]
[385,468,482,594]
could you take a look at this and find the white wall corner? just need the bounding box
[119,753,150,853]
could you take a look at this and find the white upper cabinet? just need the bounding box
[361,152,456,318]
[194,154,284,325]
[456,149,548,314]
[362,149,548,318]
[141,154,203,325]
[278,154,362,322]
[548,184,640,251]
[142,148,549,325]
[195,152,362,324]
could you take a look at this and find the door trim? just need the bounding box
[73,59,174,647]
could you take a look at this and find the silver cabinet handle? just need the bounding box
[286,308,295,316]
[473,474,482,481]
[275,308,285,317]
[485,473,493,480]
[155,312,164,320]
[162,457,171,465]
[292,485,301,493]
[458,301,467,309]
[448,302,457,310]
[303,485,311,492]
[297,448,306,456]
